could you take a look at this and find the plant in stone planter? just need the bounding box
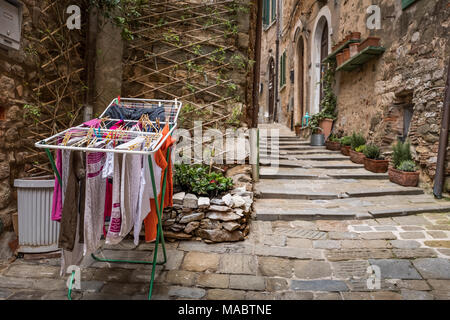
[349,133,366,164]
[363,144,389,173]
[326,134,341,151]
[174,164,233,197]
[339,136,352,156]
[388,140,419,187]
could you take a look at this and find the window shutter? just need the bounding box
[402,0,419,10]
[271,0,276,22]
[263,0,269,26]
[280,51,286,87]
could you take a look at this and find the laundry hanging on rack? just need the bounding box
[144,124,175,242]
[104,104,166,122]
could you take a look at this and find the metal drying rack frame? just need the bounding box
[35,97,182,300]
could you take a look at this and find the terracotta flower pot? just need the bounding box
[294,125,301,136]
[349,149,366,164]
[341,145,351,156]
[351,32,361,40]
[349,43,359,57]
[336,53,345,66]
[364,158,389,173]
[388,167,420,187]
[342,48,350,62]
[319,118,333,139]
[359,36,381,52]
[344,34,351,42]
[326,141,341,151]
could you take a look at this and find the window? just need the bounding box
[263,0,270,26]
[280,51,286,88]
[402,0,419,10]
[263,0,277,27]
[271,0,276,22]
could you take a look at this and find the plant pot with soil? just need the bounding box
[388,140,419,187]
[340,136,351,156]
[294,123,302,136]
[359,36,381,51]
[363,144,389,173]
[349,132,366,164]
[336,53,345,66]
[326,134,341,151]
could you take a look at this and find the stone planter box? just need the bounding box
[364,158,389,173]
[341,145,351,156]
[388,167,420,187]
[349,149,366,164]
[326,140,341,151]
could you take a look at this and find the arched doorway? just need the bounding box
[297,37,305,125]
[319,21,328,111]
[310,6,331,115]
[268,57,275,122]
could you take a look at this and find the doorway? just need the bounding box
[319,21,329,111]
[268,57,275,122]
[297,37,305,125]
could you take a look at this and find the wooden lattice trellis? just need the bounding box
[122,0,251,132]
[24,0,87,176]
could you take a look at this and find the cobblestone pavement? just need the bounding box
[1,213,450,300]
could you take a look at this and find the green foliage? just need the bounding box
[350,133,366,151]
[174,164,233,197]
[328,134,340,142]
[90,0,148,40]
[363,144,383,160]
[319,61,337,119]
[226,105,242,126]
[340,136,352,146]
[392,140,413,169]
[23,104,41,123]
[397,160,416,172]
[355,145,366,153]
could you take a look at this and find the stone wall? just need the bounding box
[333,0,450,189]
[259,0,450,190]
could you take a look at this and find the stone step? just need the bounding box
[260,149,340,155]
[260,154,349,161]
[259,159,364,169]
[254,194,450,221]
[259,167,389,180]
[255,179,424,200]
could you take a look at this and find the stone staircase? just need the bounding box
[254,125,450,221]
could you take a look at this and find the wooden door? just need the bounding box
[268,58,275,122]
[319,21,328,111]
[298,38,305,124]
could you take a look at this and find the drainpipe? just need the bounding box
[433,60,450,199]
[272,0,280,123]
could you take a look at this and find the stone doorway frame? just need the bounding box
[267,56,276,123]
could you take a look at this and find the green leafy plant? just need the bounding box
[397,160,416,172]
[350,133,366,151]
[174,164,233,197]
[23,104,41,123]
[328,134,340,142]
[392,140,412,169]
[340,136,352,146]
[355,145,366,153]
[363,144,383,160]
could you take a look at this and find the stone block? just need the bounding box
[294,260,332,279]
[184,221,200,234]
[183,193,198,209]
[197,197,210,209]
[181,252,220,272]
[168,286,206,299]
[368,259,422,280]
[179,212,204,224]
[173,192,185,205]
[206,289,246,300]
[218,254,257,275]
[258,256,293,278]
[412,258,450,279]
[197,273,229,289]
[165,270,197,286]
[291,280,349,292]
[229,275,265,291]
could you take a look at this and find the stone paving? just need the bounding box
[1,213,450,300]
[0,124,449,300]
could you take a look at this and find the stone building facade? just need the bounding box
[258,0,450,189]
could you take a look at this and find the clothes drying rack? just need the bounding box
[35,97,182,300]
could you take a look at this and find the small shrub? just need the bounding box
[340,136,351,146]
[397,160,416,172]
[392,140,412,168]
[364,144,383,160]
[328,134,340,142]
[350,133,366,151]
[174,164,233,197]
[355,145,366,153]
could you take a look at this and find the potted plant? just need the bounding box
[340,136,352,156]
[363,144,389,173]
[388,140,420,187]
[349,132,366,164]
[326,134,341,151]
[359,36,381,52]
[317,61,337,138]
[294,122,302,136]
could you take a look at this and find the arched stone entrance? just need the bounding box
[267,57,275,123]
[310,6,332,115]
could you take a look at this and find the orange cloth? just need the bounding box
[144,124,175,242]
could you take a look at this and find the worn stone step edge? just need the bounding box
[259,173,389,180]
[259,162,364,169]
[257,188,423,200]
